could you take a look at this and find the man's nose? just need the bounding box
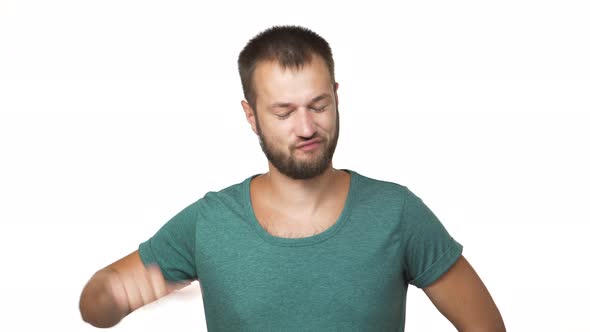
[294,108,317,138]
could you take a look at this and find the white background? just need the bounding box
[1,0,589,331]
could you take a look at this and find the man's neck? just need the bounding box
[257,164,343,215]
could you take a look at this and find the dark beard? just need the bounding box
[255,107,340,180]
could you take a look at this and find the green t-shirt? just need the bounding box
[139,169,462,331]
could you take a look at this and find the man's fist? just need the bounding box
[106,264,170,314]
[80,251,191,328]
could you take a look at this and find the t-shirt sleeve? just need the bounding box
[138,200,199,282]
[401,186,463,288]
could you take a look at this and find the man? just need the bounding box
[79,25,505,331]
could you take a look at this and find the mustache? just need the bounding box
[295,137,323,148]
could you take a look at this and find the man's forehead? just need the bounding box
[253,54,329,81]
[254,59,312,80]
[262,87,332,107]
[253,57,332,105]
[270,93,331,108]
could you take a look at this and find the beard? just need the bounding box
[255,107,340,180]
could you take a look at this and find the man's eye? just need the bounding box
[311,106,328,112]
[277,106,326,119]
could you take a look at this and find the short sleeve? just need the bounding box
[401,187,463,288]
[138,200,199,282]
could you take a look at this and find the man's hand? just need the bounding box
[104,264,187,315]
[80,250,190,328]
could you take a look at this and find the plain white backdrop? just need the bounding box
[1,0,589,331]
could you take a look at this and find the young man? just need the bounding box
[79,26,505,331]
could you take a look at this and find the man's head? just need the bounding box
[238,25,335,111]
[238,25,340,180]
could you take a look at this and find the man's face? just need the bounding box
[247,54,340,180]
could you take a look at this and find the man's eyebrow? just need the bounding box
[309,93,331,104]
[270,93,331,109]
[270,102,292,109]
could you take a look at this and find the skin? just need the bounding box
[79,251,190,328]
[423,256,506,331]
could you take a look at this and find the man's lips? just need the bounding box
[296,138,322,148]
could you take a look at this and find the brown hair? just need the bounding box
[238,25,335,112]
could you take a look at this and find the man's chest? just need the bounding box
[250,191,348,239]
[254,208,342,238]
[248,171,350,239]
[198,239,407,331]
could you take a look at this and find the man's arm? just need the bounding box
[79,250,190,328]
[423,255,506,332]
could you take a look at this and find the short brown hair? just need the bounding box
[238,25,335,112]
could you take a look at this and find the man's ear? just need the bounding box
[241,100,259,136]
[334,82,339,106]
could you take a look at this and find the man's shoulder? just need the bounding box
[352,169,408,196]
[196,174,254,210]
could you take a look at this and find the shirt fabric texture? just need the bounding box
[139,169,463,331]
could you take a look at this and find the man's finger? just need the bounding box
[146,265,168,299]
[105,270,131,314]
[134,266,157,306]
[121,272,145,312]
